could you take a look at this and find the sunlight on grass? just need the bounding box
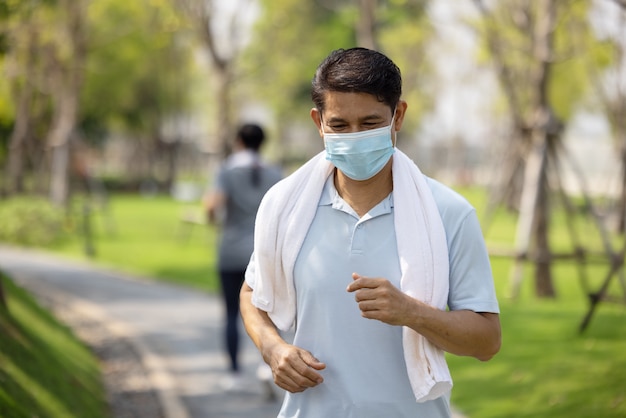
[448,242,626,417]
[0,274,107,417]
[1,360,73,417]
[53,194,220,293]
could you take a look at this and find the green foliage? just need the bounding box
[81,0,196,139]
[378,7,434,130]
[473,0,614,123]
[548,2,615,120]
[0,197,68,246]
[240,0,352,122]
[0,272,107,418]
[0,0,202,192]
[240,0,435,132]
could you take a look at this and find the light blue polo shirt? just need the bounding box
[277,173,499,418]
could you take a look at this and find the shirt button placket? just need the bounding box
[351,221,364,254]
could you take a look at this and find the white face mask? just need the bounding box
[323,113,396,181]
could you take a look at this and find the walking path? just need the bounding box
[0,246,282,418]
[0,245,465,418]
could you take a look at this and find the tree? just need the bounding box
[176,0,256,157]
[593,1,626,233]
[3,24,37,195]
[81,0,196,190]
[46,0,88,206]
[0,0,197,198]
[356,0,379,49]
[1,0,56,196]
[472,0,613,297]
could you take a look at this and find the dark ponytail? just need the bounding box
[251,161,261,188]
[237,123,266,189]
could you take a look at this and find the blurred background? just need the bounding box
[1,0,626,417]
[0,0,622,203]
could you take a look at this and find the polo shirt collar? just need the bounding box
[319,172,394,219]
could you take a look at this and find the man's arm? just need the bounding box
[347,273,501,361]
[407,308,500,361]
[239,283,326,392]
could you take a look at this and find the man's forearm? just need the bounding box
[239,283,285,362]
[406,302,501,361]
[347,275,501,361]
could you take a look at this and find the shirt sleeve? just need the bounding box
[244,252,257,288]
[446,209,500,313]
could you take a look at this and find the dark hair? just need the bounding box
[236,123,265,187]
[311,48,402,113]
[237,123,265,152]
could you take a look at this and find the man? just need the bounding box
[240,48,501,417]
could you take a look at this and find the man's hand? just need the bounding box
[346,272,415,326]
[264,342,326,393]
[240,282,327,393]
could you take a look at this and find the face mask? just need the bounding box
[323,115,396,181]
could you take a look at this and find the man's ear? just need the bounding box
[394,100,408,131]
[310,108,324,138]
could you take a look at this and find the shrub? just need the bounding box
[0,196,67,246]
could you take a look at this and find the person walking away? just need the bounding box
[204,123,282,390]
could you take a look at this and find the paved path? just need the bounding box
[0,245,466,418]
[0,246,282,418]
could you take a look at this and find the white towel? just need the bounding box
[246,149,452,402]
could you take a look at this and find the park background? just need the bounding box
[1,0,626,417]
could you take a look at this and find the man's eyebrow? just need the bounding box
[325,116,347,124]
[325,114,385,123]
[360,114,386,121]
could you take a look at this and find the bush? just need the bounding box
[0,196,68,246]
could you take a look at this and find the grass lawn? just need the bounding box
[449,257,626,417]
[3,189,626,417]
[0,272,107,418]
[51,194,221,293]
[450,187,626,417]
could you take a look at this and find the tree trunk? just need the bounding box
[48,92,78,205]
[215,69,233,158]
[616,24,626,233]
[185,0,237,158]
[5,28,39,195]
[161,138,180,192]
[528,0,557,297]
[357,0,378,50]
[47,0,87,206]
[619,148,626,233]
[6,85,31,195]
[511,129,544,297]
[534,149,555,297]
[0,274,7,311]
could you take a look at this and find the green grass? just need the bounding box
[448,257,626,417]
[3,189,626,417]
[53,194,220,293]
[450,187,626,417]
[0,272,107,418]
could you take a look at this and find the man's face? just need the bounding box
[310,91,406,137]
